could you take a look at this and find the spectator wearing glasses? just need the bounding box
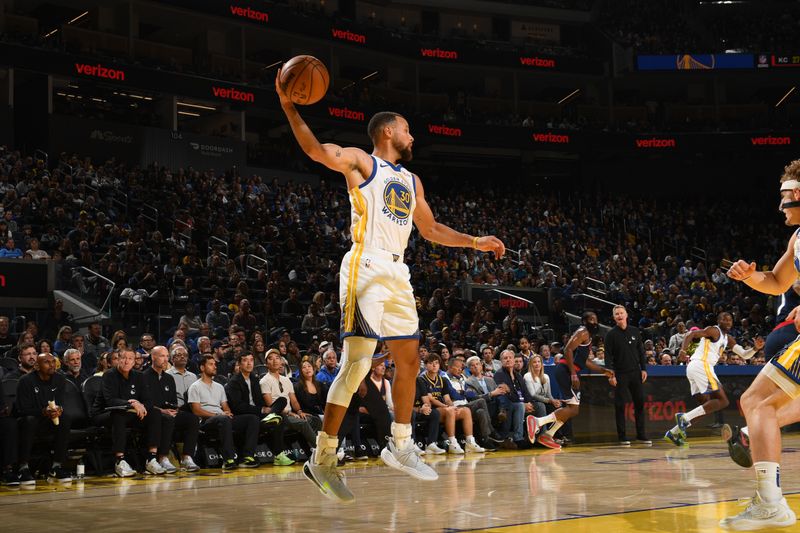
[166,345,198,409]
[137,333,157,369]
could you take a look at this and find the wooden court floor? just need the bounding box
[2,434,800,532]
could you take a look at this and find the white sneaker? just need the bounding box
[719,492,796,530]
[414,443,426,456]
[159,457,178,474]
[115,459,136,478]
[465,441,486,453]
[380,439,438,481]
[448,441,465,455]
[180,456,200,472]
[145,458,166,475]
[425,442,446,455]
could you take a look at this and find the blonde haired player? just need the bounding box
[722,159,800,530]
[276,71,505,502]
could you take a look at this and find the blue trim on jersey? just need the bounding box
[340,331,381,341]
[359,156,378,189]
[376,157,403,172]
[382,334,421,341]
[411,173,417,196]
[771,358,800,385]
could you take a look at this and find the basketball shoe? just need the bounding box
[719,492,796,530]
[304,437,354,503]
[381,438,438,481]
[722,424,753,468]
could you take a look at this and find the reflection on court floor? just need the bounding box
[2,435,799,532]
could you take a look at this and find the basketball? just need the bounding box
[279,55,329,105]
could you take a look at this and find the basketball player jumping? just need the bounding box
[721,160,800,530]
[663,312,763,447]
[276,72,505,502]
[526,311,614,449]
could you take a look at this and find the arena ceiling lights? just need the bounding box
[177,100,217,117]
[43,10,89,39]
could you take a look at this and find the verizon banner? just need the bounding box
[464,284,550,319]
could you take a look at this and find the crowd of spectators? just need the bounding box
[0,145,781,357]
[0,144,784,482]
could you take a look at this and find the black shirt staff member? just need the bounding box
[143,345,201,473]
[92,348,165,476]
[604,305,650,445]
[15,353,73,483]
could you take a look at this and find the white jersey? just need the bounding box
[793,227,800,272]
[349,156,416,256]
[690,326,728,366]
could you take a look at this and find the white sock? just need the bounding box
[314,431,338,464]
[391,422,413,450]
[742,426,749,438]
[684,405,706,424]
[466,435,476,445]
[754,461,782,503]
[546,420,564,437]
[536,413,557,426]
[448,436,460,446]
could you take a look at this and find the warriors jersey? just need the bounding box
[349,156,416,256]
[794,227,800,273]
[690,326,728,367]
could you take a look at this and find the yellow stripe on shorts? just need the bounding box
[344,187,368,332]
[703,360,718,391]
[777,338,800,368]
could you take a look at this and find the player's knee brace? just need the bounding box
[327,337,377,407]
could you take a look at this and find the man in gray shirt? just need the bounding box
[187,355,259,469]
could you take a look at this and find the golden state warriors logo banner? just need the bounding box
[382,180,411,225]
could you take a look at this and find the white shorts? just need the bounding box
[339,245,419,341]
[686,359,721,396]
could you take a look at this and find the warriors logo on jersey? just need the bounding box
[382,181,412,224]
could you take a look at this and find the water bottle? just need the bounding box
[76,459,85,480]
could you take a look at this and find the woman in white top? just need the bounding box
[523,354,562,417]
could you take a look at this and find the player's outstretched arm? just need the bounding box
[413,175,505,258]
[679,326,718,355]
[276,69,371,185]
[727,233,798,296]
